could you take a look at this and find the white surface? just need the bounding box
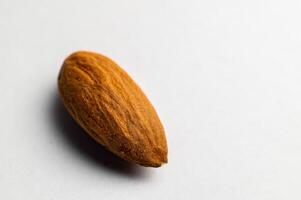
[1,0,301,199]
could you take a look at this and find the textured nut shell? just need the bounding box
[58,51,168,167]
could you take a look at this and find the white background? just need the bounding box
[1,0,301,199]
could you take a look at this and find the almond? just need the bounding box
[58,51,168,167]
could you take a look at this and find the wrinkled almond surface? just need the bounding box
[58,51,168,167]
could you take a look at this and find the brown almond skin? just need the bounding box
[58,51,168,167]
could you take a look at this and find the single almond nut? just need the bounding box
[58,51,168,167]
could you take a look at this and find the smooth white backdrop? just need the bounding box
[1,0,301,199]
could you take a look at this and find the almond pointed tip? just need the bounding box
[147,148,168,168]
